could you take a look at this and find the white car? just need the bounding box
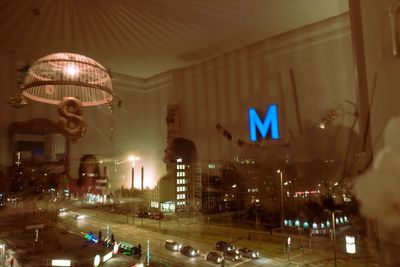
[164,240,182,252]
[74,214,84,220]
[58,207,67,212]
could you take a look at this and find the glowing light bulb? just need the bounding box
[64,64,79,76]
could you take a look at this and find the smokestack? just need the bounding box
[131,166,135,190]
[141,166,144,190]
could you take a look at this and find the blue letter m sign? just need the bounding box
[248,104,279,142]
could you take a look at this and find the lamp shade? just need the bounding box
[22,52,113,106]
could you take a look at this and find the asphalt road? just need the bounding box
[57,205,381,267]
[59,209,296,267]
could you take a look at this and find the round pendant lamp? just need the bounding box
[21,52,113,106]
[21,52,113,142]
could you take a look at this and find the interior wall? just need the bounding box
[165,13,357,164]
[110,84,168,190]
[0,53,58,166]
[0,52,115,182]
[359,0,400,151]
[0,12,357,191]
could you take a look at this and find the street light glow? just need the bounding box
[345,236,356,254]
[51,259,71,267]
[128,155,140,167]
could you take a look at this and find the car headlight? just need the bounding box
[256,251,259,256]
[173,245,178,250]
[252,252,256,258]
[217,257,222,263]
[191,251,195,256]
[235,255,239,259]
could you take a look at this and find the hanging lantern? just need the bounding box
[21,52,113,142]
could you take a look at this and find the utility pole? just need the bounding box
[332,211,337,267]
[277,169,284,234]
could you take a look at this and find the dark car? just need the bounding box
[164,240,182,252]
[205,251,224,264]
[237,248,260,259]
[223,250,241,262]
[137,211,150,218]
[150,212,164,220]
[180,245,199,257]
[215,241,235,252]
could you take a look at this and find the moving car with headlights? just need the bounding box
[74,214,84,220]
[237,248,260,259]
[205,251,224,264]
[215,241,236,252]
[164,240,182,252]
[223,250,241,262]
[180,245,199,257]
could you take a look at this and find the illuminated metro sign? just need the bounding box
[248,104,279,142]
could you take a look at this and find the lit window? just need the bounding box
[177,179,186,185]
[177,186,186,192]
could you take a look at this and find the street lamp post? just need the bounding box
[0,243,5,267]
[277,169,284,234]
[332,211,337,267]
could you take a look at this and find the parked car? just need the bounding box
[137,211,150,218]
[223,250,241,262]
[237,248,260,259]
[215,241,235,252]
[180,245,199,257]
[150,212,164,220]
[164,240,182,252]
[205,251,224,264]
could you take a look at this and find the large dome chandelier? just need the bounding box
[21,52,113,142]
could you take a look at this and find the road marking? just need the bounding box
[290,251,304,260]
[231,258,251,267]
[273,257,323,267]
